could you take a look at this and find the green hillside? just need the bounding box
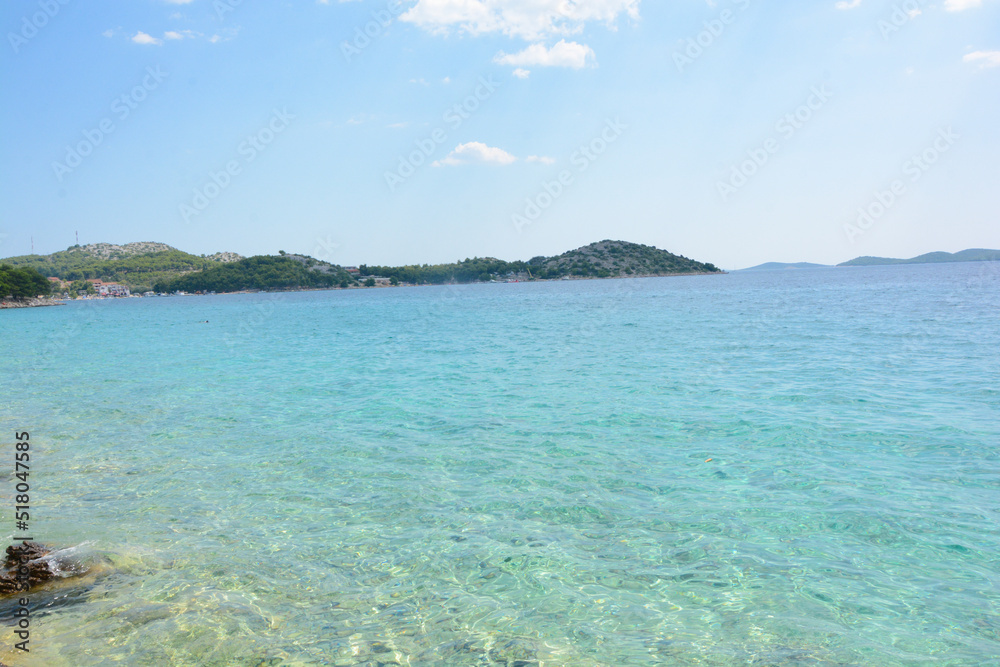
[152,254,357,293]
[0,242,243,293]
[530,240,721,279]
[361,240,721,285]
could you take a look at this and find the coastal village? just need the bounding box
[47,277,135,299]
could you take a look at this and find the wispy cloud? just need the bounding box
[209,28,240,43]
[400,0,639,41]
[526,155,556,164]
[495,40,595,69]
[834,0,861,9]
[963,50,1000,68]
[164,30,199,40]
[433,142,517,166]
[512,68,531,78]
[945,0,982,10]
[129,28,217,44]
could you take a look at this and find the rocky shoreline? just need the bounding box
[0,297,64,310]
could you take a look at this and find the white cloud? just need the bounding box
[945,0,982,10]
[433,142,517,166]
[495,40,595,69]
[400,0,640,41]
[834,0,861,9]
[387,122,410,129]
[963,50,1000,68]
[526,155,555,164]
[102,28,116,38]
[208,28,240,43]
[132,31,162,45]
[131,28,205,44]
[512,68,531,78]
[165,0,194,4]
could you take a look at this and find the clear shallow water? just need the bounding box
[1,262,999,666]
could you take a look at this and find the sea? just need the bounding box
[1,262,998,666]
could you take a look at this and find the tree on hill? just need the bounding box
[0,265,52,299]
[152,255,355,293]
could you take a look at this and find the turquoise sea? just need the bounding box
[2,262,999,666]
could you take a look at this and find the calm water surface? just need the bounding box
[1,263,999,665]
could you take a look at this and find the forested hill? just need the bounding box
[1,242,243,292]
[152,254,356,293]
[530,240,721,279]
[361,240,722,284]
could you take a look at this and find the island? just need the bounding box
[838,248,1000,267]
[738,262,832,271]
[1,240,723,298]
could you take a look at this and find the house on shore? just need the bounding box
[87,279,130,297]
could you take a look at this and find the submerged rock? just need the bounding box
[0,542,94,597]
[0,542,57,595]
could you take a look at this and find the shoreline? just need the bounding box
[160,270,729,297]
[3,271,729,306]
[0,297,65,310]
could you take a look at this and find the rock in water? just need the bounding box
[0,542,66,596]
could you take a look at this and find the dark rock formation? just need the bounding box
[0,542,60,596]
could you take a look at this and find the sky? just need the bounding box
[1,0,997,270]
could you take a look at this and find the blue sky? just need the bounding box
[1,0,997,269]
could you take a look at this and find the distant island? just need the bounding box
[739,262,832,271]
[838,248,1000,267]
[1,240,722,300]
[737,248,999,271]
